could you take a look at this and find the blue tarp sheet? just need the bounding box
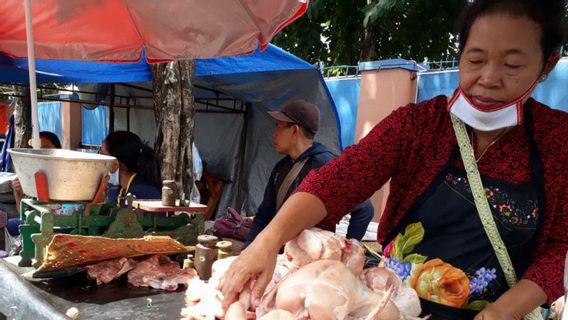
[0,53,151,84]
[325,77,360,148]
[38,101,62,139]
[82,106,108,146]
[0,44,319,84]
[0,54,65,84]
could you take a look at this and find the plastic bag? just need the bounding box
[212,207,252,241]
[190,181,201,204]
[192,143,203,181]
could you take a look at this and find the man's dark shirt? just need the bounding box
[245,142,373,245]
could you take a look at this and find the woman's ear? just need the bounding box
[542,51,561,78]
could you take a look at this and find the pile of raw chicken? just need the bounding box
[85,255,195,291]
[181,228,423,320]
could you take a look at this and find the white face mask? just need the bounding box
[108,169,119,186]
[447,83,536,131]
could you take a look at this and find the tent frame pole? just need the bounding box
[109,84,115,132]
[234,102,250,212]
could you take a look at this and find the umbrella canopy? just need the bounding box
[0,0,307,62]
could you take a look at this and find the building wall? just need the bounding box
[355,67,417,221]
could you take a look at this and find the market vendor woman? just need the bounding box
[220,0,568,319]
[99,131,161,207]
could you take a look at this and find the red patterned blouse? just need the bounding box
[297,95,568,303]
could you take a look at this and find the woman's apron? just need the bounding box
[383,109,546,319]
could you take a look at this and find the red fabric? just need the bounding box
[0,0,307,62]
[297,95,568,304]
[0,103,9,134]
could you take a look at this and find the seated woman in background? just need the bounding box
[35,131,62,149]
[11,131,62,209]
[99,131,162,207]
[9,131,62,237]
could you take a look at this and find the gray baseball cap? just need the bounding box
[267,100,320,134]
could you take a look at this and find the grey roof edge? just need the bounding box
[358,59,428,72]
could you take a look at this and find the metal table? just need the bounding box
[0,256,187,320]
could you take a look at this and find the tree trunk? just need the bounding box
[151,60,195,199]
[12,85,32,148]
[360,0,377,63]
[360,25,377,62]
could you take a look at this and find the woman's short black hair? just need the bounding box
[104,131,161,188]
[458,0,567,61]
[39,131,61,149]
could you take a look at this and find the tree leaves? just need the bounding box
[363,0,403,27]
[273,0,467,65]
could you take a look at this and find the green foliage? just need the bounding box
[363,0,404,27]
[273,0,467,66]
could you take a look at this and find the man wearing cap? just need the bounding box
[244,100,374,245]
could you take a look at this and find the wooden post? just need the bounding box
[60,101,82,149]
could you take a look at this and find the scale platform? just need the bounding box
[132,200,207,213]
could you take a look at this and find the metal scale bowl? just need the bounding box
[8,148,115,201]
[8,149,204,268]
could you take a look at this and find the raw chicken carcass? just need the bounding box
[182,257,256,320]
[257,309,295,320]
[182,277,225,320]
[260,260,401,320]
[127,255,196,291]
[85,257,137,285]
[360,266,401,293]
[341,239,366,276]
[361,267,421,318]
[182,229,420,320]
[284,228,365,275]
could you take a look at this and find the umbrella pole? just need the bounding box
[24,0,41,149]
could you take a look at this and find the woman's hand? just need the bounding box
[11,178,23,194]
[218,238,278,311]
[11,177,24,208]
[475,279,546,320]
[218,192,328,312]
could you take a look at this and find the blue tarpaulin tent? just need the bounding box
[0,45,341,217]
[0,52,150,84]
